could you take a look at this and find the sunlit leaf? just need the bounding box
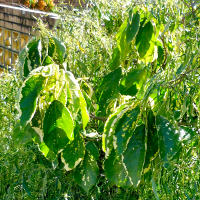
[114,106,140,155]
[79,91,89,130]
[119,68,147,96]
[109,47,121,70]
[39,142,57,161]
[136,21,154,58]
[43,100,74,154]
[61,132,85,171]
[19,74,46,126]
[97,67,122,115]
[123,124,146,187]
[156,115,181,163]
[86,141,99,161]
[126,11,140,42]
[53,37,66,63]
[143,110,158,171]
[104,149,131,187]
[102,104,129,157]
[74,152,99,193]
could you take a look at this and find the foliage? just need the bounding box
[1,0,200,199]
[20,0,55,11]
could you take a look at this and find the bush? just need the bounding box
[1,0,200,199]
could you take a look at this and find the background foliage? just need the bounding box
[0,0,200,199]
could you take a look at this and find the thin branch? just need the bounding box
[161,36,168,70]
[181,0,191,9]
[90,114,107,122]
[166,68,197,88]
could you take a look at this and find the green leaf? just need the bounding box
[86,141,99,160]
[119,68,147,96]
[176,63,187,75]
[116,18,128,56]
[13,123,40,144]
[40,65,63,105]
[61,132,85,171]
[65,71,89,128]
[48,37,55,57]
[143,110,159,171]
[136,21,154,58]
[53,37,66,63]
[58,82,68,106]
[115,10,140,59]
[114,106,140,155]
[123,124,146,187]
[79,90,89,129]
[18,48,28,78]
[156,115,181,163]
[104,149,131,187]
[126,11,140,43]
[44,128,70,155]
[19,74,46,126]
[97,68,122,115]
[42,55,54,66]
[25,38,42,76]
[66,71,81,115]
[151,178,160,200]
[22,176,31,196]
[39,142,57,161]
[102,104,129,157]
[74,152,99,193]
[43,100,74,154]
[157,45,164,65]
[109,48,121,70]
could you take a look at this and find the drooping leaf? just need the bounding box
[176,63,187,75]
[79,90,89,130]
[43,100,74,154]
[61,132,85,171]
[53,37,66,63]
[19,74,46,126]
[22,38,42,76]
[18,48,28,78]
[116,18,128,57]
[136,21,154,58]
[65,71,89,127]
[109,48,121,70]
[123,124,146,187]
[104,149,131,187]
[102,104,129,157]
[126,11,140,43]
[119,68,147,96]
[156,115,181,163]
[86,141,99,161]
[43,128,70,155]
[115,10,140,59]
[74,152,99,193]
[13,123,40,144]
[97,68,122,115]
[143,110,159,172]
[58,82,68,106]
[66,71,81,116]
[39,142,57,161]
[113,106,140,155]
[157,45,164,65]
